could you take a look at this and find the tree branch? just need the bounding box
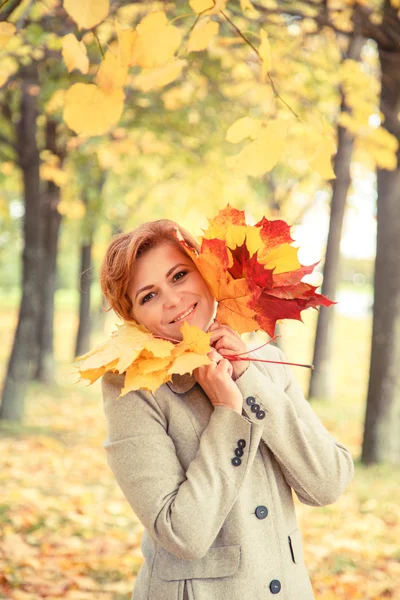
[0,0,24,22]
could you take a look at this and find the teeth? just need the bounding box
[172,304,196,323]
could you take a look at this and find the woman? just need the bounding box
[100,219,354,600]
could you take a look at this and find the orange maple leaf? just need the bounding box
[175,204,335,337]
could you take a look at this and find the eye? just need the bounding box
[141,292,155,305]
[173,270,188,281]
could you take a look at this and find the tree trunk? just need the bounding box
[34,119,63,383]
[73,159,107,357]
[362,46,400,465]
[0,68,42,422]
[75,240,93,358]
[308,36,364,401]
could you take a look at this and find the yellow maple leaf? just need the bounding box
[259,243,301,274]
[309,138,336,180]
[115,21,137,67]
[225,116,262,143]
[95,50,128,93]
[360,126,398,171]
[259,29,272,81]
[75,321,212,395]
[63,0,109,30]
[187,19,219,53]
[132,59,186,92]
[131,11,182,69]
[0,22,16,49]
[226,120,288,177]
[78,360,119,384]
[62,33,89,74]
[189,0,227,15]
[63,83,125,136]
[240,0,255,12]
[122,363,172,395]
[167,353,211,376]
[174,320,212,355]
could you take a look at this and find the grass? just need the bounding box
[0,300,399,600]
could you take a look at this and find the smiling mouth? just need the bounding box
[170,303,197,324]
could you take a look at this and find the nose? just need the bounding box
[163,288,182,309]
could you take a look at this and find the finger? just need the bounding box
[209,331,234,345]
[216,358,233,372]
[208,349,223,363]
[214,336,237,352]
[216,346,237,357]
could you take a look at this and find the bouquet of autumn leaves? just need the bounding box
[74,205,334,397]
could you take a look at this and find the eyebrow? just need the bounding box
[135,263,190,300]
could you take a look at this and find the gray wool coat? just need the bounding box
[101,341,354,600]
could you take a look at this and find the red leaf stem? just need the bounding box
[221,354,314,370]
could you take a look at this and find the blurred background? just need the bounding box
[0,1,399,599]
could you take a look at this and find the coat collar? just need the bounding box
[166,372,197,394]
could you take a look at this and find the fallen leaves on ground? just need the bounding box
[0,374,398,600]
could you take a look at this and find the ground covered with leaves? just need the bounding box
[0,308,399,599]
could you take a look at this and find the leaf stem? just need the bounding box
[92,28,105,58]
[228,356,314,369]
[219,9,301,120]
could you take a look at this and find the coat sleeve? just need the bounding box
[234,345,354,507]
[101,372,264,561]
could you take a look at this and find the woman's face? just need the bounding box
[128,241,217,340]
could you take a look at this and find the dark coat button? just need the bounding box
[256,409,266,420]
[269,580,281,594]
[231,456,242,466]
[251,403,260,413]
[246,396,256,406]
[255,505,268,519]
[234,447,244,457]
[237,439,246,448]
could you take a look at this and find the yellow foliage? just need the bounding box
[0,22,16,49]
[309,138,336,180]
[259,29,272,81]
[63,0,109,30]
[45,90,65,114]
[189,0,227,15]
[240,0,256,12]
[131,11,182,69]
[40,152,68,187]
[187,19,219,53]
[63,83,125,136]
[96,50,128,93]
[132,59,186,92]
[259,243,301,274]
[75,321,212,395]
[61,34,89,74]
[226,120,288,177]
[115,20,137,67]
[0,56,18,88]
[225,116,262,143]
[361,127,399,170]
[57,199,86,219]
[162,83,193,110]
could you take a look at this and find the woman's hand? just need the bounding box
[207,321,250,381]
[193,349,243,414]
